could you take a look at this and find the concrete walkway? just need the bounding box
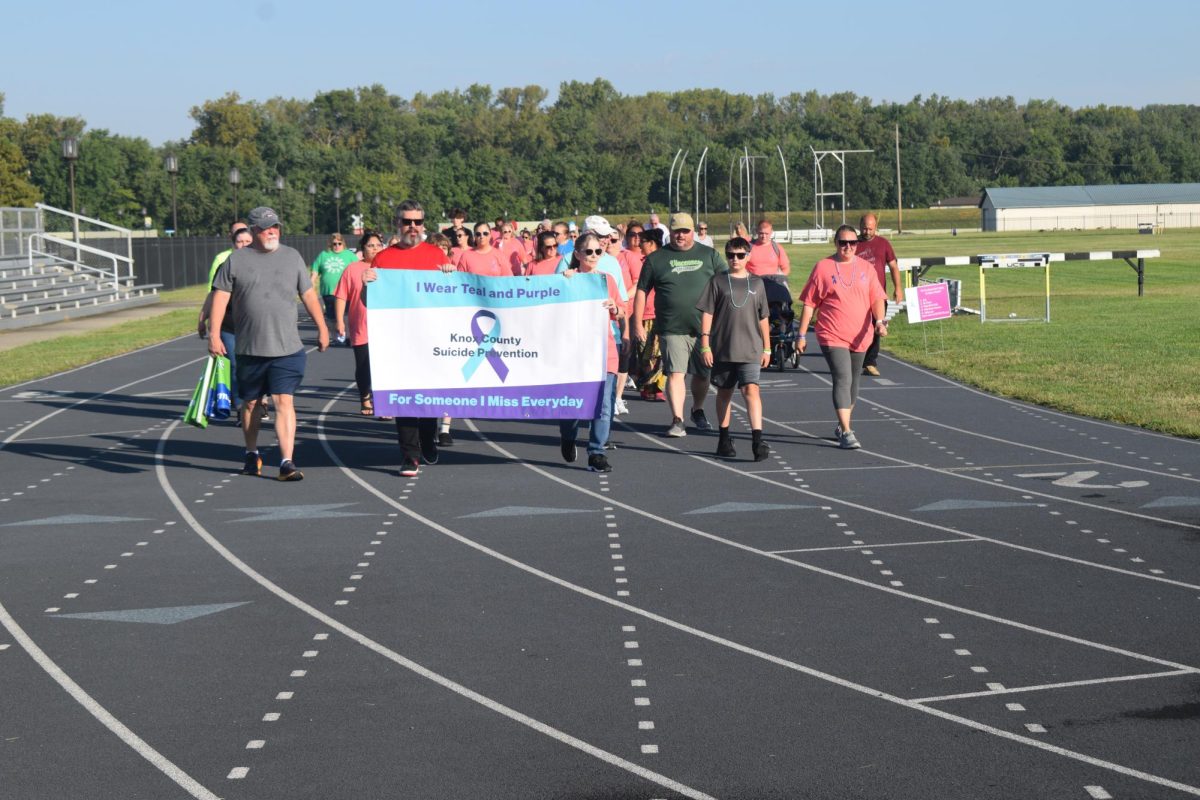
[0,300,196,353]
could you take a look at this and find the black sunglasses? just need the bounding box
[836,239,858,247]
[726,251,749,260]
[400,217,424,226]
[580,248,605,256]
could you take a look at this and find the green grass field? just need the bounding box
[780,228,1200,437]
[1,229,1195,437]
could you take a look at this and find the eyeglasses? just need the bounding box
[331,241,345,247]
[475,231,490,238]
[672,229,691,235]
[580,248,605,256]
[399,217,424,227]
[726,252,749,260]
[455,232,468,238]
[541,242,558,249]
[836,239,858,247]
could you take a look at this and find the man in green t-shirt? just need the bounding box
[633,212,727,438]
[310,233,358,344]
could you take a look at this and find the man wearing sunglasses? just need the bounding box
[855,213,900,376]
[633,212,727,438]
[366,200,455,477]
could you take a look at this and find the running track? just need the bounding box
[1,327,1197,799]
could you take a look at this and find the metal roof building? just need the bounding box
[979,183,1200,231]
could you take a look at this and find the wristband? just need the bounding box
[762,348,771,354]
[700,346,712,354]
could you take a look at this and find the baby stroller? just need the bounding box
[765,279,801,371]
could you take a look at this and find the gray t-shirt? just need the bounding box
[696,272,770,363]
[212,244,310,357]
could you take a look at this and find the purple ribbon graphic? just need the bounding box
[461,310,510,382]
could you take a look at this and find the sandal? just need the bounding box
[360,399,374,417]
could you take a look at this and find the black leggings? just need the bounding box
[353,343,371,402]
[820,346,865,410]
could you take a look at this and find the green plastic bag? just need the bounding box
[183,356,217,429]
[207,356,233,420]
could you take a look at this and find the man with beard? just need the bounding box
[208,207,329,481]
[365,200,454,477]
[855,213,901,376]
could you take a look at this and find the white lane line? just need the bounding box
[1085,786,1114,799]
[770,538,987,554]
[317,418,1200,798]
[631,417,1200,592]
[0,601,219,799]
[227,767,249,780]
[156,421,716,800]
[909,669,1196,704]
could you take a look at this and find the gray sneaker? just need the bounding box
[666,418,687,438]
[834,425,843,440]
[838,430,861,450]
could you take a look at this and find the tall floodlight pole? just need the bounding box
[164,155,179,234]
[727,154,740,234]
[675,151,689,213]
[229,167,240,220]
[666,149,683,212]
[777,145,790,236]
[694,147,709,225]
[307,182,316,234]
[895,123,903,233]
[333,187,342,233]
[275,175,285,220]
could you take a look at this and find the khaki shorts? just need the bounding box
[660,334,712,378]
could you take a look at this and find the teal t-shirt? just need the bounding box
[311,249,358,295]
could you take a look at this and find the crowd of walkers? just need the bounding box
[200,203,900,481]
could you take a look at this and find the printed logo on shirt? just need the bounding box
[668,259,704,274]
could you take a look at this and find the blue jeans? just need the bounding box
[560,373,616,457]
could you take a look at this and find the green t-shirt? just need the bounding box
[311,249,358,295]
[636,243,728,335]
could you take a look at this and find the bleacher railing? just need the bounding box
[0,207,43,257]
[27,232,133,295]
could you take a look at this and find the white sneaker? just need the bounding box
[614,398,629,416]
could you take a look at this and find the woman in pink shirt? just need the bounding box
[796,224,887,450]
[496,223,528,275]
[457,223,508,276]
[525,232,563,275]
[615,223,645,412]
[333,231,387,417]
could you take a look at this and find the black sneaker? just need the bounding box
[420,438,439,465]
[691,408,712,431]
[399,460,420,478]
[753,441,771,462]
[277,460,304,481]
[561,436,578,463]
[716,438,736,458]
[587,453,612,473]
[241,451,262,476]
[437,431,454,447]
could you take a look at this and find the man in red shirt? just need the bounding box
[365,200,453,477]
[854,213,902,376]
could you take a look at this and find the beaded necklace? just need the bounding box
[727,271,756,308]
[832,255,857,288]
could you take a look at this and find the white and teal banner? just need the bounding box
[367,271,609,419]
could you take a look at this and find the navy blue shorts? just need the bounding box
[236,349,306,400]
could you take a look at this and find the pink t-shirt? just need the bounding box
[497,238,527,275]
[854,235,898,290]
[747,240,790,277]
[579,270,621,374]
[457,248,508,277]
[333,261,371,346]
[525,257,561,276]
[797,256,885,352]
[618,249,644,318]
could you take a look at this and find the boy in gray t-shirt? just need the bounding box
[696,237,772,461]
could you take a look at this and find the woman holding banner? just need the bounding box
[795,224,887,450]
[559,233,623,473]
[334,231,386,418]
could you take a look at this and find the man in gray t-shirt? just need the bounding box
[209,206,328,481]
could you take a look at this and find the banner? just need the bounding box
[366,270,609,419]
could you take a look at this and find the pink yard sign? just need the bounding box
[905,283,952,323]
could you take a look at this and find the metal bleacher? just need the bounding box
[0,205,162,331]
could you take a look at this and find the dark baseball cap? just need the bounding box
[247,206,281,229]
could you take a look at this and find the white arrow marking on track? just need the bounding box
[1015,470,1148,489]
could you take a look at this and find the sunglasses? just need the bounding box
[541,242,558,248]
[726,251,749,260]
[400,217,424,227]
[836,239,858,247]
[331,241,345,246]
[672,229,691,235]
[580,248,605,256]
[475,231,490,237]
[455,232,468,238]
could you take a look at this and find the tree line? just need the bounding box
[2,80,1197,234]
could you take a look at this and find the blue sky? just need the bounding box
[6,0,1197,145]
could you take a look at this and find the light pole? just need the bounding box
[275,175,285,218]
[373,195,380,230]
[61,137,80,250]
[307,182,316,235]
[355,191,363,233]
[229,167,241,220]
[333,187,341,233]
[164,154,179,234]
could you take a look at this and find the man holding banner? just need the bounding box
[366,200,454,478]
